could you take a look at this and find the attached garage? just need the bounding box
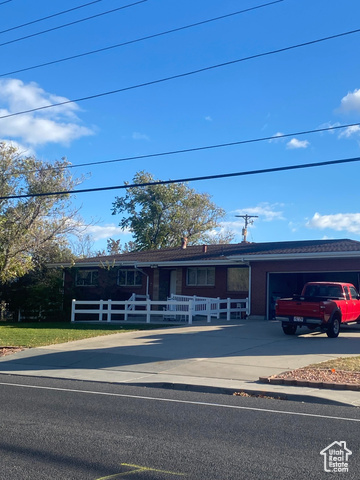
[268,270,360,319]
[230,240,360,319]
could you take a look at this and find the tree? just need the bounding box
[0,142,82,283]
[1,244,75,322]
[202,228,236,245]
[94,238,123,257]
[111,171,227,250]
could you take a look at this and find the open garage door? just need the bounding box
[268,271,360,319]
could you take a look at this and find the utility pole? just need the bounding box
[236,214,258,243]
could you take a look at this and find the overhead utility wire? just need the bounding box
[0,0,107,35]
[1,25,359,121]
[0,1,12,5]
[0,0,147,49]
[0,0,284,78]
[2,156,360,200]
[17,121,360,177]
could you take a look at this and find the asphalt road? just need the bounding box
[0,374,359,480]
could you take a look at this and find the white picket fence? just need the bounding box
[165,294,228,320]
[71,295,249,324]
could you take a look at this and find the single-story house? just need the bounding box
[60,238,360,319]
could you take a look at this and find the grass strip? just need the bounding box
[307,356,360,372]
[0,322,164,348]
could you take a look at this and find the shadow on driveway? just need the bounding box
[0,320,359,374]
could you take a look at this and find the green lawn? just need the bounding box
[0,322,163,348]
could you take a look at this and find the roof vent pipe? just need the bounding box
[203,245,208,253]
[181,237,188,249]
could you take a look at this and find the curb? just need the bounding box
[125,381,354,406]
[259,376,360,392]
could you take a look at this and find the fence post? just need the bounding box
[107,299,112,322]
[216,297,220,319]
[206,298,211,323]
[146,298,151,323]
[227,298,231,321]
[188,299,194,324]
[125,301,128,321]
[71,299,76,323]
[99,300,104,321]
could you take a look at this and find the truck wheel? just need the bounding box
[326,316,340,338]
[282,324,297,335]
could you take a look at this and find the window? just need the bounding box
[350,286,359,299]
[186,267,215,286]
[118,269,142,286]
[227,267,249,291]
[76,269,99,286]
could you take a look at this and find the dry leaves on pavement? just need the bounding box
[0,347,24,357]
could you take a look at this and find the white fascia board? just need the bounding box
[55,259,245,268]
[230,251,360,262]
[153,260,241,267]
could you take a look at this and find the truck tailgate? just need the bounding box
[276,299,321,318]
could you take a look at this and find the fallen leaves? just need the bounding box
[275,368,360,385]
[0,346,24,357]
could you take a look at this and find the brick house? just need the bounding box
[61,238,360,319]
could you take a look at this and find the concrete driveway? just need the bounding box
[0,318,359,405]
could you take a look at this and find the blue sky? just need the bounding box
[1,0,360,251]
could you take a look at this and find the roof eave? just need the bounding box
[50,258,245,268]
[231,251,360,261]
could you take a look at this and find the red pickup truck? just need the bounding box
[275,282,360,338]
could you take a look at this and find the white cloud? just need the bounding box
[83,224,131,241]
[338,125,360,138]
[338,88,360,113]
[0,78,78,117]
[286,138,310,149]
[318,121,341,134]
[269,132,285,143]
[0,79,93,146]
[306,212,360,235]
[132,131,150,141]
[205,116,212,122]
[288,221,300,233]
[233,203,285,222]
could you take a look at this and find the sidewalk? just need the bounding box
[0,318,359,406]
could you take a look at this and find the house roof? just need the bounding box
[63,238,360,267]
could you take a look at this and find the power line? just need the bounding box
[0,0,12,5]
[0,0,284,78]
[0,0,147,49]
[5,121,360,177]
[30,122,360,175]
[0,0,107,35]
[2,155,360,200]
[1,25,359,121]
